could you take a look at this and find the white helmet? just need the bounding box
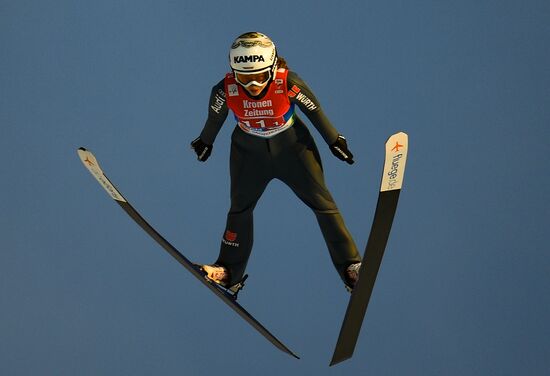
[229,32,278,87]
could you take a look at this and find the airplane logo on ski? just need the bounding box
[83,156,95,166]
[391,141,404,152]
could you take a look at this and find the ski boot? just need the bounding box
[345,262,361,292]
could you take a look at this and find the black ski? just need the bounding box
[77,148,299,360]
[330,132,408,366]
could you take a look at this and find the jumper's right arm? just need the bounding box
[199,79,229,145]
[192,79,229,161]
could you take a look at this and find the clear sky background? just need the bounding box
[2,1,549,375]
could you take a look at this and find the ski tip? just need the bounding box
[77,148,127,203]
[77,148,92,162]
[387,130,408,140]
[380,131,408,192]
[77,148,96,168]
[385,131,408,151]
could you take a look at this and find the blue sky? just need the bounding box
[1,1,549,375]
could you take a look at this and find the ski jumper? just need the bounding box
[199,68,361,286]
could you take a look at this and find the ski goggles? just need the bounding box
[234,68,273,88]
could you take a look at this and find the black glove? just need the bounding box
[191,137,212,162]
[330,135,354,165]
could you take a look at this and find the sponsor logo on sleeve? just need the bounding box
[210,89,226,114]
[288,85,317,111]
[287,85,301,98]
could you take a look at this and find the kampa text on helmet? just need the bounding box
[233,55,266,64]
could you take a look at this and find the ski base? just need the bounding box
[78,148,299,360]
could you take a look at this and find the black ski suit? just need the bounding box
[197,70,361,286]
